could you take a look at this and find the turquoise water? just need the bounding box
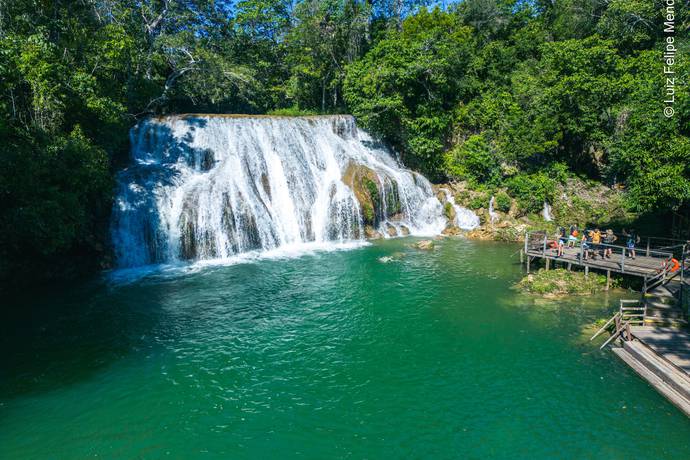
[2,238,690,459]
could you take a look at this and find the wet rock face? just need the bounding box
[343,163,381,226]
[386,223,398,237]
[364,225,382,239]
[342,162,404,229]
[441,226,462,236]
[199,149,215,171]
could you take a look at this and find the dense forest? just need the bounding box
[0,0,688,285]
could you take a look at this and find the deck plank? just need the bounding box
[632,327,690,374]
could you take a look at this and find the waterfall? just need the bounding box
[488,196,498,224]
[441,189,479,230]
[542,200,553,222]
[111,115,447,268]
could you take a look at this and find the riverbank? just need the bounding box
[432,176,636,243]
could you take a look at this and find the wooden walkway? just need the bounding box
[526,245,667,277]
[632,326,690,373]
[523,231,682,289]
[592,278,690,417]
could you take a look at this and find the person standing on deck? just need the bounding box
[623,228,639,259]
[591,229,602,259]
[603,229,617,258]
[556,227,567,257]
[581,230,591,261]
[568,225,579,248]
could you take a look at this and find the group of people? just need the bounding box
[554,226,640,260]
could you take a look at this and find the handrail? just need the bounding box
[524,231,674,276]
[591,299,645,345]
[600,317,635,349]
[590,311,620,341]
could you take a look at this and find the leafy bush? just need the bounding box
[468,193,489,210]
[444,134,500,185]
[494,191,512,213]
[549,162,570,184]
[454,190,471,207]
[517,269,616,296]
[506,173,556,215]
[267,107,319,116]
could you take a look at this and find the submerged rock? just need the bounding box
[441,226,462,236]
[364,225,382,239]
[414,240,434,250]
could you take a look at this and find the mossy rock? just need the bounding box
[343,162,383,226]
[443,202,456,221]
[516,268,617,297]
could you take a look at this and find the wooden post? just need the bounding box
[545,258,550,270]
[567,263,572,271]
[526,256,530,274]
[520,249,524,264]
[524,232,528,258]
[585,265,589,278]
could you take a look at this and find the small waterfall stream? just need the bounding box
[542,200,553,221]
[441,189,479,230]
[112,115,447,268]
[488,196,498,224]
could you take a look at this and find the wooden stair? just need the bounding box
[643,283,687,327]
[613,341,690,417]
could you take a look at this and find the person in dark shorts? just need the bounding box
[603,229,617,258]
[581,230,591,260]
[622,228,639,259]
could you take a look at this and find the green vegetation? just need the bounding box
[517,269,617,297]
[494,192,512,213]
[0,0,688,286]
[443,202,454,220]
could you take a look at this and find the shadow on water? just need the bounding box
[0,277,172,400]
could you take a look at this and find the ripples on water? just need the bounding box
[1,238,690,459]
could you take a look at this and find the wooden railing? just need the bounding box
[524,231,674,276]
[591,300,646,349]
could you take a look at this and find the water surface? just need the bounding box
[2,239,689,458]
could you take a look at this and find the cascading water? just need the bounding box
[440,189,479,230]
[111,115,447,268]
[488,196,498,224]
[542,200,553,221]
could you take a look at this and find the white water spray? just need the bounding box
[542,200,553,222]
[440,189,479,230]
[111,115,447,267]
[488,196,499,224]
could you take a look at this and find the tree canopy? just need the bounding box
[0,0,688,285]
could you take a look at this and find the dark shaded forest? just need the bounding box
[0,0,688,285]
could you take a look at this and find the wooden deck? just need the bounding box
[523,231,679,285]
[525,246,667,277]
[632,326,690,374]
